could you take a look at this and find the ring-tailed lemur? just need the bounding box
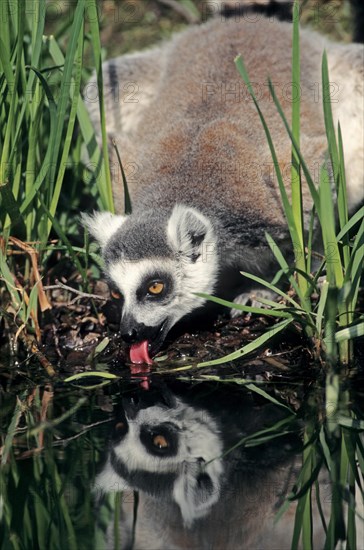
[83,7,364,363]
[94,382,345,549]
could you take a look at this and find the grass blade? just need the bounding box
[47,0,85,195]
[335,323,364,342]
[86,0,114,212]
[235,55,298,246]
[318,164,343,288]
[267,79,320,211]
[322,51,339,194]
[47,18,85,237]
[196,292,294,318]
[112,139,132,215]
[196,318,292,367]
[239,270,302,308]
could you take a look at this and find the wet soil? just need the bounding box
[0,278,337,402]
[2,270,363,385]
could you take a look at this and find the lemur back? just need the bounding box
[86,17,363,217]
[84,15,363,360]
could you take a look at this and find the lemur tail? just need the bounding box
[218,0,293,22]
[217,0,363,42]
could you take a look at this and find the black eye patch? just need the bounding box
[106,279,124,304]
[140,423,179,457]
[136,272,174,302]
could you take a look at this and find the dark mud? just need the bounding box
[2,278,362,379]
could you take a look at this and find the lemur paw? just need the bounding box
[230,289,278,318]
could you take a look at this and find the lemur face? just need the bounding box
[95,392,224,526]
[82,205,219,362]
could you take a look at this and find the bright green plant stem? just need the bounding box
[86,0,114,213]
[291,0,310,314]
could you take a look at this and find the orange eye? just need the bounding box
[111,290,122,299]
[148,281,164,295]
[152,434,169,449]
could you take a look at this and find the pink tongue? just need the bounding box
[129,340,153,365]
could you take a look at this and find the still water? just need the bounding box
[0,371,363,549]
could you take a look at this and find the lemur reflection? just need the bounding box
[94,380,338,549]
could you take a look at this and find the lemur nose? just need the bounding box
[120,328,139,344]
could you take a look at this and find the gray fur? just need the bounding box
[103,209,173,264]
[83,16,363,348]
[94,386,352,549]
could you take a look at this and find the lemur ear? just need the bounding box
[81,212,126,247]
[167,205,213,261]
[173,461,221,527]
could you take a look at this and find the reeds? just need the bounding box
[0,0,113,335]
[198,0,364,368]
[230,3,364,546]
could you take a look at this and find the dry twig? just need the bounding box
[43,281,108,303]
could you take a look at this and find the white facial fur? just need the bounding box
[85,205,219,331]
[95,398,223,525]
[81,211,126,247]
[113,399,223,472]
[109,257,180,328]
[108,251,217,329]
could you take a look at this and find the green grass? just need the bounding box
[0,386,111,550]
[0,1,363,548]
[0,0,213,343]
[0,0,361,366]
[160,2,364,546]
[0,0,114,336]
[221,0,364,368]
[230,2,364,546]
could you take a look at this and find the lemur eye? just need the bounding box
[152,434,169,449]
[111,290,122,300]
[148,281,164,295]
[140,424,177,456]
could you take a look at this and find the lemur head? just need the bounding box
[82,205,218,362]
[94,392,224,526]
